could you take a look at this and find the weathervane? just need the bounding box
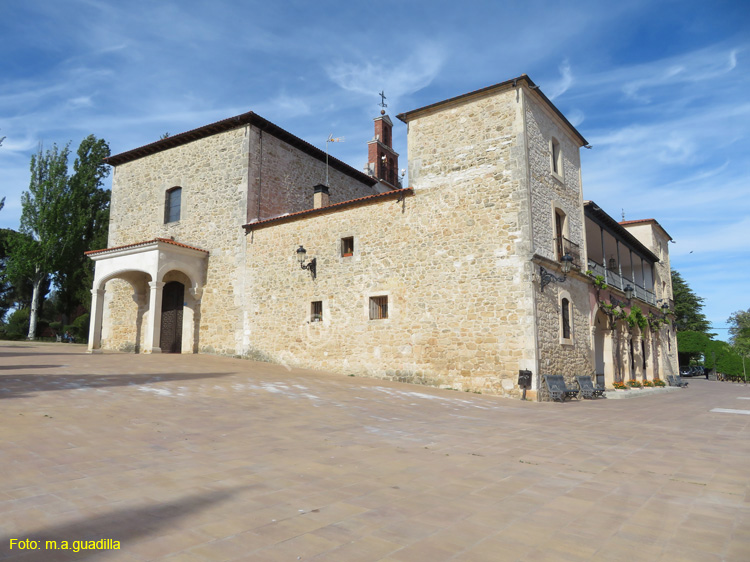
[325,134,344,186]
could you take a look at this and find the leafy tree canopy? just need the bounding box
[671,270,710,333]
[5,136,110,338]
[728,309,750,357]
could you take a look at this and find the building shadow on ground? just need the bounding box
[0,487,240,561]
[0,372,234,400]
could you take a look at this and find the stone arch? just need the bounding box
[100,271,152,352]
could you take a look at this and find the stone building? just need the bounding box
[87,75,678,399]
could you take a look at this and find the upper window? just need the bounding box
[561,297,571,340]
[550,138,562,177]
[164,187,181,223]
[555,209,566,260]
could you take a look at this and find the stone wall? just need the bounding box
[103,122,378,356]
[523,90,593,391]
[105,127,250,354]
[246,128,376,223]
[524,91,585,265]
[241,87,543,397]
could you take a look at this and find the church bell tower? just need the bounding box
[366,92,400,191]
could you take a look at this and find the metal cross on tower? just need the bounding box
[378,90,387,109]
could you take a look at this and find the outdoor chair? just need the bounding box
[667,374,688,388]
[576,375,605,399]
[543,374,580,402]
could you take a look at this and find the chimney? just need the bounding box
[313,184,330,209]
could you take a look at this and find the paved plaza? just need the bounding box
[1,342,749,561]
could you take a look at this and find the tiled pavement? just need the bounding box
[1,342,748,561]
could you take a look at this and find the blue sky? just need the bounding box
[1,0,748,334]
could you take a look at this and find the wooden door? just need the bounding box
[160,281,184,353]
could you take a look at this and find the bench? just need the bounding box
[543,374,580,402]
[576,375,605,399]
[667,374,688,388]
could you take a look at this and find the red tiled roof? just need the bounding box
[244,188,414,230]
[85,238,209,256]
[619,218,673,241]
[619,219,654,225]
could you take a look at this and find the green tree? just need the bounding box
[671,270,710,333]
[54,135,111,322]
[728,309,750,355]
[676,330,710,367]
[728,309,750,380]
[7,143,71,339]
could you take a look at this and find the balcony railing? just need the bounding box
[555,237,582,269]
[587,259,656,306]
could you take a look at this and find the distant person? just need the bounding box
[63,331,74,343]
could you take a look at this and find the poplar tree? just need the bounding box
[8,143,71,339]
[55,135,111,321]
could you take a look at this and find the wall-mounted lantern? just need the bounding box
[296,245,316,280]
[540,253,573,291]
[624,284,634,301]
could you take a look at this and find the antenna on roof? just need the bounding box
[325,134,344,186]
[622,209,625,221]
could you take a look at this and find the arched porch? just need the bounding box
[86,238,208,354]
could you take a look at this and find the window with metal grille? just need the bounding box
[310,301,322,322]
[369,296,388,320]
[561,298,571,339]
[341,237,354,257]
[164,186,181,223]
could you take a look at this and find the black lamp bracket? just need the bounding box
[540,266,567,292]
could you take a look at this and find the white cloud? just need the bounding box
[547,59,573,100]
[326,42,446,102]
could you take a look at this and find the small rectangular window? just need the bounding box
[341,236,354,257]
[369,296,388,320]
[310,301,322,322]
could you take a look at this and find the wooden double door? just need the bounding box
[159,281,184,353]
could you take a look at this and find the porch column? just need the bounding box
[87,288,105,353]
[145,281,164,353]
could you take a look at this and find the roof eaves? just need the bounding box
[584,202,659,262]
[619,218,673,241]
[244,188,414,231]
[85,237,209,257]
[105,112,377,186]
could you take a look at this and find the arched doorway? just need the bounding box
[160,281,184,353]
